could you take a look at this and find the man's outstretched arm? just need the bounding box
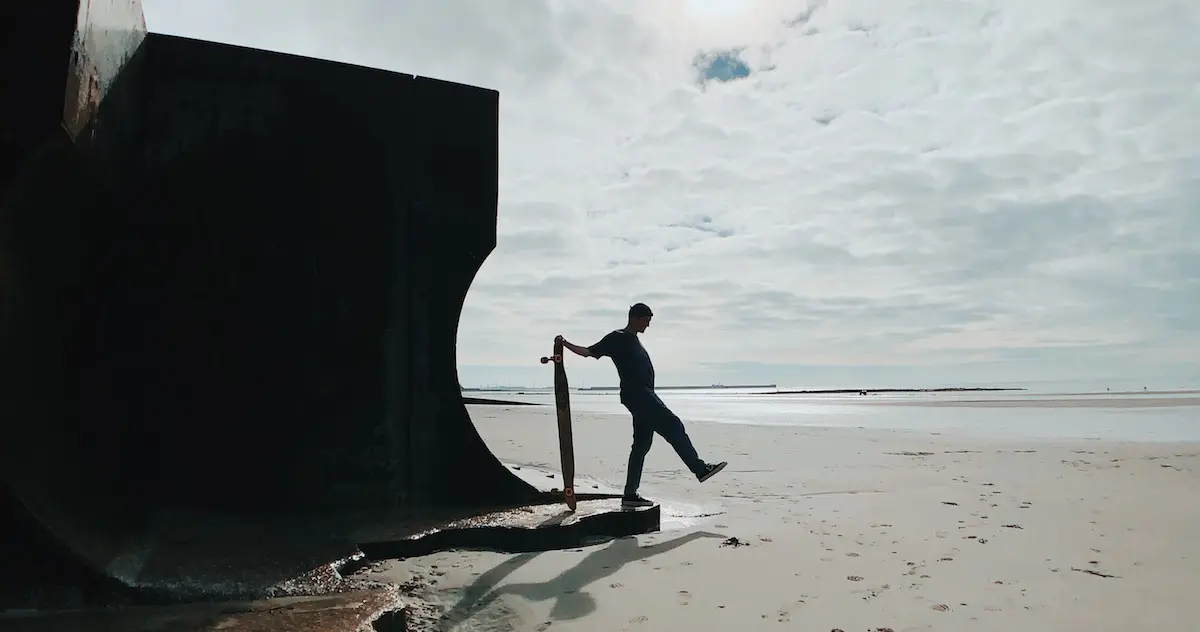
[557,333,612,359]
[557,336,593,358]
[564,342,593,357]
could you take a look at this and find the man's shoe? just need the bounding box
[697,461,728,483]
[621,494,655,508]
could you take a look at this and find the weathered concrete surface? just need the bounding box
[63,0,147,138]
[1,0,656,610]
[0,589,403,632]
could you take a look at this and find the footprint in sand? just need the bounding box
[862,584,890,601]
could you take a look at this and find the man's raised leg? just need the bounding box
[654,406,728,483]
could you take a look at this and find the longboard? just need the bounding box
[539,338,577,511]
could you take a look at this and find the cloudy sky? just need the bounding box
[144,0,1199,389]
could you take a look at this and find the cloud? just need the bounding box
[143,0,1200,388]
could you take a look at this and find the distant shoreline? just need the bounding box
[764,387,1027,395]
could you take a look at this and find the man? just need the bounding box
[558,302,727,508]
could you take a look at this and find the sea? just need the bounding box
[466,379,1200,443]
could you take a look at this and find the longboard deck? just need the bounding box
[540,340,577,511]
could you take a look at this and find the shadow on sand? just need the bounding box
[437,529,726,629]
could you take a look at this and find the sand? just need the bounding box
[859,396,1200,408]
[360,404,1200,631]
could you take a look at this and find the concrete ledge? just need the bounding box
[358,499,661,560]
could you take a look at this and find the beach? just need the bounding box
[363,402,1200,631]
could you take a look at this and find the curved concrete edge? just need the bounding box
[0,132,156,610]
[358,501,661,560]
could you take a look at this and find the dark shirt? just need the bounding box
[588,329,655,400]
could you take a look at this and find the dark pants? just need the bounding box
[621,392,706,497]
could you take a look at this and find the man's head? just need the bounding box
[627,302,653,333]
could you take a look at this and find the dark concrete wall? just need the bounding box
[0,2,80,182]
[2,0,539,599]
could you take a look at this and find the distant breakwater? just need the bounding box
[462,397,541,406]
[578,384,777,391]
[764,387,1026,395]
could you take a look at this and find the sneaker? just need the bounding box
[697,461,728,483]
[621,494,655,508]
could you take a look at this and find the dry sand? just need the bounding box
[362,404,1200,631]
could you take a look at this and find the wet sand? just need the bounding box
[366,404,1200,631]
[861,396,1200,408]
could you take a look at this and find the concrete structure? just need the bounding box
[0,0,658,614]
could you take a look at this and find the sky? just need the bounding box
[142,0,1200,390]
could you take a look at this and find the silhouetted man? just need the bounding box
[558,303,727,508]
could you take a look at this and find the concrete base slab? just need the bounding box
[0,496,660,629]
[0,588,401,632]
[25,495,660,605]
[357,499,661,560]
